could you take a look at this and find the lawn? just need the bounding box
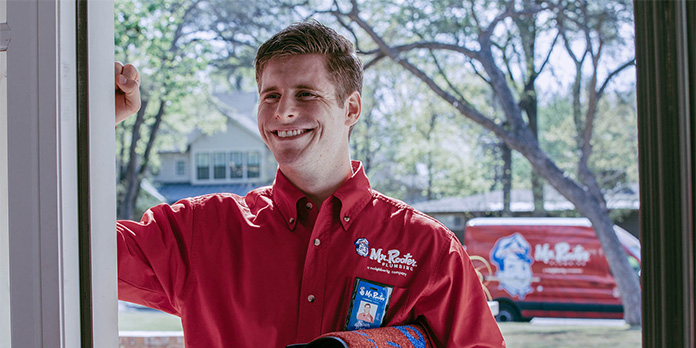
[119,310,183,332]
[499,322,641,348]
[118,311,642,348]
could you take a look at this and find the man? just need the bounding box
[114,21,505,347]
[357,303,374,323]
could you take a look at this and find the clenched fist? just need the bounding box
[115,62,141,125]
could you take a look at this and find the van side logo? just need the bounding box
[490,233,534,299]
[534,242,590,266]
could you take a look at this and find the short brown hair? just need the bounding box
[255,20,363,104]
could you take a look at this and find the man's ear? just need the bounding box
[344,91,361,127]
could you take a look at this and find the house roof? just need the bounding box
[155,182,266,204]
[157,91,262,153]
[213,91,260,140]
[411,184,639,214]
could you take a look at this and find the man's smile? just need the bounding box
[274,129,312,138]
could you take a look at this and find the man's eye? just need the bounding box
[264,94,280,101]
[297,91,315,98]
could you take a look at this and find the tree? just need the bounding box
[502,0,560,215]
[115,0,225,219]
[350,61,496,202]
[198,0,308,90]
[318,0,641,325]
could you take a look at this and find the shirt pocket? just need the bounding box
[384,285,413,325]
[338,277,412,330]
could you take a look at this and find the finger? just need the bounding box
[121,63,140,83]
[117,76,140,95]
[115,62,125,89]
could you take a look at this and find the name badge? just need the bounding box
[344,278,394,331]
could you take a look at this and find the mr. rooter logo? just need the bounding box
[533,242,591,266]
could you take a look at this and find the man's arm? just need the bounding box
[114,61,141,124]
[415,238,505,347]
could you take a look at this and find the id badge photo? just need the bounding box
[344,277,394,331]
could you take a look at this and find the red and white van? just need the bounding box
[464,217,641,322]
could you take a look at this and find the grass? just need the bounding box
[118,311,642,348]
[118,310,183,332]
[498,322,641,348]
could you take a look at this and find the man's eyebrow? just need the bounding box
[259,86,278,95]
[295,84,319,91]
[260,84,321,95]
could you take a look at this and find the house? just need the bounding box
[411,184,640,243]
[151,91,277,203]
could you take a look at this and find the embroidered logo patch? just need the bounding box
[355,238,369,257]
[356,238,419,277]
[368,248,418,273]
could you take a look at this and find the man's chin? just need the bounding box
[274,153,313,170]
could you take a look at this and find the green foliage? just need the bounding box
[351,59,496,202]
[538,89,638,190]
[590,90,638,187]
[197,0,306,90]
[115,0,227,174]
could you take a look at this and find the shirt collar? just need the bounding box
[333,161,373,231]
[272,161,373,231]
[271,169,306,231]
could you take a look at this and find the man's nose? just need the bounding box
[275,96,296,121]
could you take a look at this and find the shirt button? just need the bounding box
[307,295,316,303]
[343,216,350,222]
[314,238,321,246]
[305,202,313,210]
[289,217,295,224]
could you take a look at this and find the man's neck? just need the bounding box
[279,160,354,207]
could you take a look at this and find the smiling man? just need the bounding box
[256,52,360,206]
[115,21,505,347]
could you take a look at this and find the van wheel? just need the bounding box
[496,302,521,322]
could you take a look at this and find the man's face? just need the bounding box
[363,304,370,313]
[257,54,360,174]
[499,255,532,289]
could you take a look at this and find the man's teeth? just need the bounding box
[277,129,306,138]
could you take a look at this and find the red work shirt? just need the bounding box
[117,161,505,347]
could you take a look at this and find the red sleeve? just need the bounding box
[116,199,196,316]
[414,237,506,347]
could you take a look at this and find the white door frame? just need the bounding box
[4,0,116,346]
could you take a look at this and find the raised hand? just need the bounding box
[115,62,141,125]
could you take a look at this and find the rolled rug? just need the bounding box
[287,324,434,348]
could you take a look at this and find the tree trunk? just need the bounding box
[522,89,545,216]
[118,99,166,220]
[501,142,512,216]
[516,0,545,216]
[118,98,148,220]
[507,128,642,326]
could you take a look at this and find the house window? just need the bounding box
[229,151,244,178]
[453,216,463,229]
[195,150,261,181]
[196,153,210,180]
[176,160,185,176]
[247,151,260,178]
[213,152,226,179]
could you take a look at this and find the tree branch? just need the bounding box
[482,3,547,40]
[345,9,507,138]
[360,41,480,60]
[469,60,491,86]
[427,49,469,104]
[597,58,635,100]
[537,31,560,76]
